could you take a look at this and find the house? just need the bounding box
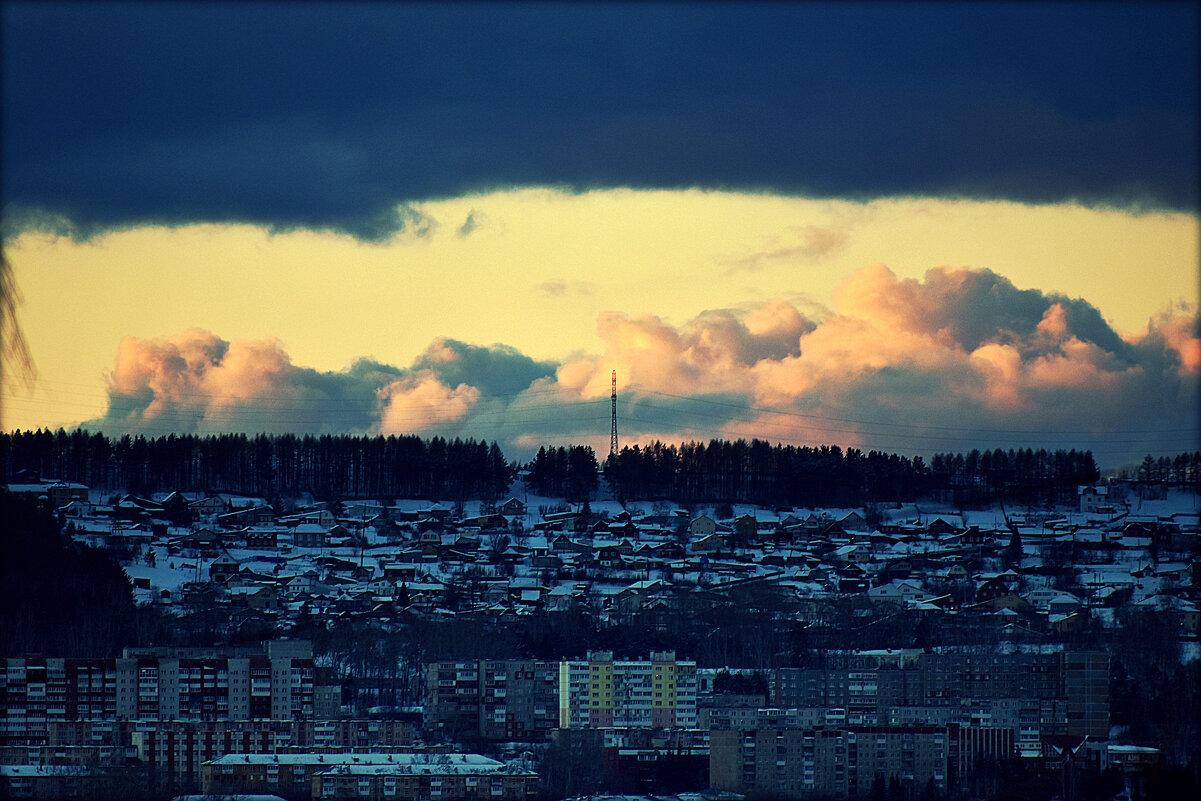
[691,531,725,553]
[595,545,625,569]
[282,508,337,528]
[5,479,90,507]
[829,543,865,564]
[229,584,279,611]
[383,563,419,581]
[499,497,527,516]
[462,513,508,529]
[868,579,933,605]
[976,577,1013,602]
[838,511,868,531]
[175,528,222,556]
[1047,593,1084,616]
[614,580,664,614]
[544,585,579,612]
[1078,485,1109,514]
[188,495,227,517]
[838,575,869,594]
[292,523,329,549]
[217,505,276,528]
[1048,611,1087,635]
[972,593,1031,614]
[879,557,921,583]
[58,499,94,518]
[945,564,971,581]
[209,553,240,584]
[925,517,958,536]
[244,527,281,549]
[689,515,718,537]
[960,525,989,545]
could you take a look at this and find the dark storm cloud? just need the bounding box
[4,3,1196,240]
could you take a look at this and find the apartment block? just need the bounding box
[711,725,949,799]
[570,651,698,729]
[1062,651,1109,738]
[426,652,697,741]
[202,752,538,801]
[1,640,331,746]
[768,651,1107,737]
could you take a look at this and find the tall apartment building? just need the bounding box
[1,640,336,746]
[563,651,698,730]
[769,651,1107,738]
[1062,651,1109,738]
[481,660,558,740]
[427,661,483,740]
[426,652,697,741]
[711,725,949,799]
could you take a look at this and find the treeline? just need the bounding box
[1125,452,1201,484]
[604,439,1102,507]
[527,445,601,501]
[6,428,1189,508]
[0,429,512,501]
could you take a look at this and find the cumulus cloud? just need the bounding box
[97,330,381,435]
[378,372,480,434]
[88,264,1198,468]
[553,264,1197,466]
[407,337,556,398]
[89,332,548,439]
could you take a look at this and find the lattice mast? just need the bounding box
[610,370,619,455]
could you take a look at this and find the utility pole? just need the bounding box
[610,370,618,455]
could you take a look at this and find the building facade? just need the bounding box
[426,652,697,741]
[202,752,538,801]
[711,725,949,799]
[769,651,1107,738]
[1,640,332,746]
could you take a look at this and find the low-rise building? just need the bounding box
[202,753,538,801]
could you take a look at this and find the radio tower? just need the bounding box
[610,370,619,455]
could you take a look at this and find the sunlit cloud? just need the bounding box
[378,372,481,434]
[81,262,1198,469]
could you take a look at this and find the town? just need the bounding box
[2,447,1199,801]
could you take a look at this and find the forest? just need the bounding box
[0,429,513,502]
[602,440,1111,507]
[3,428,1199,509]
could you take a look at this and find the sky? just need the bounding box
[2,2,1198,471]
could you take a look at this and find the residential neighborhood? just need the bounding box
[2,470,1199,800]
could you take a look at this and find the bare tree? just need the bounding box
[1,252,37,427]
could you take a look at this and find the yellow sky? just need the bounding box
[3,189,1198,432]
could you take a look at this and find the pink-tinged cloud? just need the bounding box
[557,304,814,401]
[377,372,480,434]
[1138,307,1201,375]
[109,329,291,421]
[554,263,1196,465]
[102,330,375,434]
[88,264,1197,468]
